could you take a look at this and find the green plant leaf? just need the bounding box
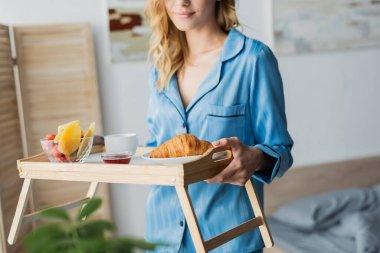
[77,198,102,221]
[23,196,157,253]
[39,207,70,221]
[75,220,116,239]
[23,224,67,253]
[108,237,157,251]
[38,240,74,253]
[106,239,133,253]
[76,238,108,253]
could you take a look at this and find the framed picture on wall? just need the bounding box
[273,0,380,55]
[108,0,151,62]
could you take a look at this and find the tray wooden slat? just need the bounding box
[17,147,233,187]
[18,161,185,186]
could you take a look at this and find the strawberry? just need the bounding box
[57,156,66,162]
[45,134,56,141]
[52,150,60,158]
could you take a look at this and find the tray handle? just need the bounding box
[202,146,233,164]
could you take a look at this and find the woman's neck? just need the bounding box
[185,23,227,60]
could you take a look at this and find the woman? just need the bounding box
[144,0,293,252]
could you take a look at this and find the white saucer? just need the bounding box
[141,153,204,164]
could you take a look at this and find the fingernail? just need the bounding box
[212,141,220,146]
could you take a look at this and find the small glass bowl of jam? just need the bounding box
[101,152,132,164]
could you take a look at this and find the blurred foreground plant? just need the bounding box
[23,198,156,253]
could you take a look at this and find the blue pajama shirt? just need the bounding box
[145,28,294,253]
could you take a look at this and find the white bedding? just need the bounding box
[267,183,380,253]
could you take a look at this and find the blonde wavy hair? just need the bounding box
[144,0,239,91]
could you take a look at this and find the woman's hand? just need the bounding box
[206,137,274,186]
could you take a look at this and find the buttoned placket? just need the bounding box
[181,115,188,134]
[176,208,186,252]
[157,30,246,251]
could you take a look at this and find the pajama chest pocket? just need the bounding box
[205,103,246,142]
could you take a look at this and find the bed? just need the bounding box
[263,155,380,253]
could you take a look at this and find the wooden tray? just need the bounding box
[8,146,273,252]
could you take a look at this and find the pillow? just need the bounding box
[329,207,380,253]
[270,188,377,231]
[372,182,380,198]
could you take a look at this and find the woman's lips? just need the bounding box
[174,12,195,18]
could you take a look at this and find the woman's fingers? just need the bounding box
[207,137,254,186]
[212,138,226,147]
[212,137,240,148]
[207,161,238,183]
[207,160,249,186]
[207,169,248,186]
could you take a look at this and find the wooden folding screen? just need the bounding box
[12,23,111,219]
[0,23,112,251]
[0,24,31,253]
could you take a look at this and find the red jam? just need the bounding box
[101,153,132,164]
[102,157,131,164]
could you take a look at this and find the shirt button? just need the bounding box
[182,123,186,128]
[180,221,184,227]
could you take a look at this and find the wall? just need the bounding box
[1,0,379,238]
[283,49,380,166]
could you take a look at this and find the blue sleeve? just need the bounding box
[145,66,158,148]
[250,45,294,184]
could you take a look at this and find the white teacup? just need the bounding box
[104,133,138,155]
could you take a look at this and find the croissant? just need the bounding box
[150,134,213,158]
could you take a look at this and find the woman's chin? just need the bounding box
[171,19,199,32]
[173,24,193,32]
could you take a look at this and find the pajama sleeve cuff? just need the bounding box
[252,144,281,184]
